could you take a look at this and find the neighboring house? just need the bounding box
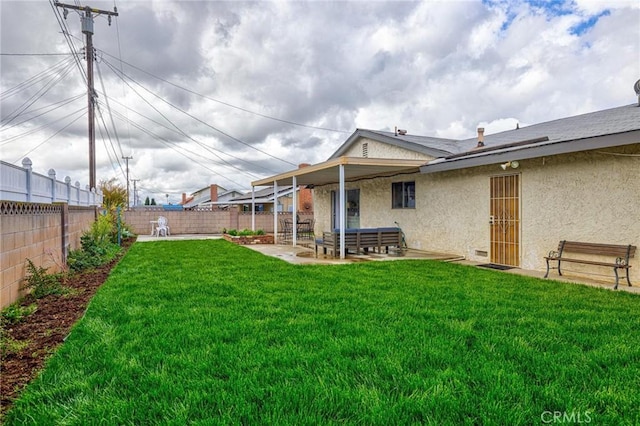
[231,186,298,212]
[181,184,243,209]
[252,99,640,283]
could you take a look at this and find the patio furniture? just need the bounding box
[315,227,402,257]
[279,218,293,242]
[544,240,636,289]
[297,218,315,240]
[155,216,171,237]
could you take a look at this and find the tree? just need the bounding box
[150,198,157,205]
[99,178,127,211]
[145,196,150,206]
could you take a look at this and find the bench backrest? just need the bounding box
[560,241,636,259]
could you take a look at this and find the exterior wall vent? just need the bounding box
[362,142,368,158]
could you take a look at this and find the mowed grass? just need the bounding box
[5,240,640,425]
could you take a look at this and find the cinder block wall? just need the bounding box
[124,210,315,235]
[1,202,96,308]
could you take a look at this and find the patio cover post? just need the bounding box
[292,175,297,246]
[251,187,255,231]
[273,180,278,244]
[339,164,345,259]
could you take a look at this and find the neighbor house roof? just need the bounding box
[230,186,296,203]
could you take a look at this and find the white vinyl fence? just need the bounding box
[0,158,103,206]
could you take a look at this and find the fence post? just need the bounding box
[22,157,33,202]
[65,176,72,203]
[49,169,57,203]
[75,181,80,205]
[60,202,69,264]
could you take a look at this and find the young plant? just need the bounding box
[20,259,65,299]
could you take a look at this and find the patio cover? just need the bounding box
[251,157,427,258]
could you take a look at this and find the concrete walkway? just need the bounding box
[134,234,639,294]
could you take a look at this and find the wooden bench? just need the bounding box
[315,228,402,258]
[544,241,636,289]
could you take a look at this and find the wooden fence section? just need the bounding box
[1,201,97,308]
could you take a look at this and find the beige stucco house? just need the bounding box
[252,101,640,284]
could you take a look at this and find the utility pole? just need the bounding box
[122,155,132,209]
[131,179,140,207]
[55,1,118,192]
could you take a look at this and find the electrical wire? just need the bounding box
[95,60,124,158]
[100,106,251,189]
[0,56,74,99]
[1,56,77,127]
[101,59,275,177]
[0,93,85,133]
[92,93,281,176]
[13,108,87,162]
[98,49,350,135]
[102,58,297,168]
[1,106,86,146]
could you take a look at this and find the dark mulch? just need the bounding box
[0,237,135,417]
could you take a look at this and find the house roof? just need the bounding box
[252,103,640,186]
[422,104,640,173]
[330,129,458,159]
[251,157,426,187]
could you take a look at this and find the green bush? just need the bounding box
[1,302,37,327]
[67,218,121,272]
[21,259,66,299]
[226,229,265,236]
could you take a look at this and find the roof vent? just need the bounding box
[634,79,640,106]
[394,126,407,136]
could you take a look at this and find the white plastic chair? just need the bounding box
[155,216,170,237]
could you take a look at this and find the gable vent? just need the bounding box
[362,142,369,158]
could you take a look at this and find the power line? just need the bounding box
[102,58,297,168]
[97,48,350,135]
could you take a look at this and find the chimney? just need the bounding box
[181,193,187,205]
[210,184,218,203]
[297,163,313,212]
[477,128,485,147]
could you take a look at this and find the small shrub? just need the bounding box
[0,334,29,357]
[21,259,65,299]
[68,219,121,272]
[255,229,265,235]
[226,229,238,236]
[1,303,37,326]
[238,229,254,236]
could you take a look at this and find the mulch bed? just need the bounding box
[0,237,135,417]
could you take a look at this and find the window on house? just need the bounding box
[362,142,368,158]
[392,181,415,209]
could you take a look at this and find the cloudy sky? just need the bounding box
[1,0,639,204]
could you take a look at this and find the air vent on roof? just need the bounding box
[634,79,640,106]
[394,126,407,136]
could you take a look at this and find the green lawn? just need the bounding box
[5,240,640,425]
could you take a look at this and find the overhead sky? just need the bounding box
[1,0,639,204]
